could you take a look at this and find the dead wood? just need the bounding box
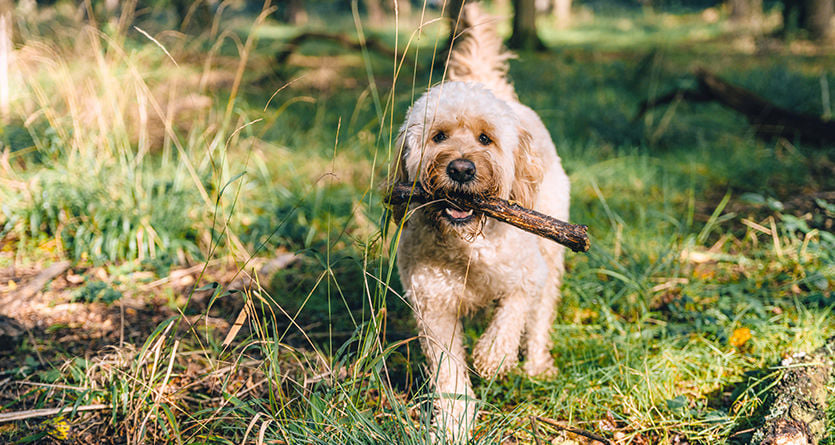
[636,68,835,146]
[14,260,71,301]
[384,182,591,253]
[533,416,612,445]
[0,403,110,423]
[275,31,397,66]
[751,336,835,445]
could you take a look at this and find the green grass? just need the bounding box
[0,1,833,444]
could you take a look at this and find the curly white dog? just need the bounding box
[388,3,570,440]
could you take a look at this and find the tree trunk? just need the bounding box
[276,0,307,25]
[803,0,833,40]
[782,0,834,41]
[436,0,464,65]
[175,0,214,32]
[364,0,384,24]
[509,0,545,51]
[385,0,411,17]
[446,0,466,35]
[554,0,571,28]
[729,0,762,24]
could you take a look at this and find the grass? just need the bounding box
[0,1,834,444]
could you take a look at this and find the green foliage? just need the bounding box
[71,281,123,304]
[8,163,202,264]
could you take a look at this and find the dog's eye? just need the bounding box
[478,133,492,146]
[432,131,447,144]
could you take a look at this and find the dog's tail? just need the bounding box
[446,3,516,101]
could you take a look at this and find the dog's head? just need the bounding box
[388,82,542,238]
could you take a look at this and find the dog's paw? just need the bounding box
[523,358,558,378]
[430,397,477,444]
[472,337,518,378]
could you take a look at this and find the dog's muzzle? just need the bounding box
[441,158,478,224]
[446,158,476,184]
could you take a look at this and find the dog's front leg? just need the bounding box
[473,255,547,378]
[410,289,476,442]
[524,245,564,377]
[471,288,530,378]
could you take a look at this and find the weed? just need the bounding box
[71,281,123,304]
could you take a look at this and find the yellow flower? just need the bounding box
[730,327,752,348]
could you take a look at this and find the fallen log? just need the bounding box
[384,182,591,253]
[636,68,835,146]
[751,336,835,445]
[14,261,71,301]
[275,31,398,66]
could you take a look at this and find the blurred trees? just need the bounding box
[553,0,572,28]
[781,0,834,41]
[509,0,545,50]
[728,0,762,24]
[277,0,308,25]
[537,0,571,28]
[171,0,213,30]
[444,0,466,29]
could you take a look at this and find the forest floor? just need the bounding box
[0,2,834,444]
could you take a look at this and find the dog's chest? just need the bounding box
[399,221,542,309]
[444,232,537,305]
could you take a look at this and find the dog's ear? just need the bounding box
[385,131,410,224]
[510,127,543,209]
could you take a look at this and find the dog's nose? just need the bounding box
[446,158,476,184]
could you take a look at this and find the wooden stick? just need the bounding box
[533,416,613,444]
[385,183,590,253]
[0,403,110,423]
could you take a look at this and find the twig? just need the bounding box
[0,404,111,423]
[534,416,612,445]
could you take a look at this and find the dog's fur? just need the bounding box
[389,3,570,439]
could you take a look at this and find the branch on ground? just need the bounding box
[636,68,835,146]
[274,31,398,66]
[751,336,835,445]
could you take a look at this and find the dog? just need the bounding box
[387,3,570,440]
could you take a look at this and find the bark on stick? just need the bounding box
[385,182,590,253]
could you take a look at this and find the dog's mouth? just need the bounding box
[434,190,482,226]
[442,207,475,225]
[422,182,488,228]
